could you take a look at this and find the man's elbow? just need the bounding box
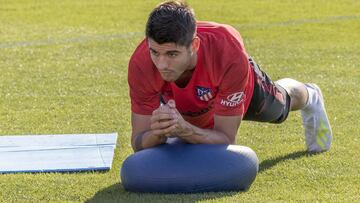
[131,133,144,152]
[131,143,142,152]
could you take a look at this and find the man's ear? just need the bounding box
[191,36,200,53]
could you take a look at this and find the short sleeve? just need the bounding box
[214,53,250,117]
[128,60,160,115]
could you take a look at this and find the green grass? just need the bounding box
[0,0,359,202]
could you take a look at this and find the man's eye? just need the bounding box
[168,53,178,57]
[150,50,159,56]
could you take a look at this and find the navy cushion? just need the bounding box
[121,142,258,193]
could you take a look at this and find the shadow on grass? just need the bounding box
[259,150,309,173]
[86,183,240,203]
[86,150,313,202]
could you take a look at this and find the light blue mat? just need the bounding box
[0,133,118,173]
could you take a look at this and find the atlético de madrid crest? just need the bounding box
[195,86,213,101]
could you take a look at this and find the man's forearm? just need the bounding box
[179,122,233,144]
[132,130,167,152]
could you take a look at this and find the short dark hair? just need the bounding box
[145,0,196,47]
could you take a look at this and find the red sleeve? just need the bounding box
[128,57,161,115]
[214,52,250,117]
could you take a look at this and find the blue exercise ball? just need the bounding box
[121,142,258,193]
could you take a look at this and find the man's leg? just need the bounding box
[275,78,307,111]
[276,78,333,153]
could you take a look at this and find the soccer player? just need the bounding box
[128,0,332,153]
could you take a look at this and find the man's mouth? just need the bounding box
[160,71,172,74]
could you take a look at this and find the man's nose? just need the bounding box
[157,55,168,71]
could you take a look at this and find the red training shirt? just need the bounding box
[128,21,254,129]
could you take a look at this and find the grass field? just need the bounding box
[0,0,359,202]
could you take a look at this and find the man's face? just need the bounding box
[148,38,193,82]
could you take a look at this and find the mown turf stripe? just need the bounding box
[0,32,143,49]
[0,15,359,49]
[235,15,360,30]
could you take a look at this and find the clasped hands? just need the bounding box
[150,99,192,140]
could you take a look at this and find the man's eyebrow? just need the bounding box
[149,47,181,54]
[149,47,158,53]
[166,50,180,54]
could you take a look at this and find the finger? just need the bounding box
[168,108,181,120]
[166,124,181,136]
[169,109,178,119]
[167,99,176,108]
[151,119,177,130]
[150,113,173,123]
[151,129,166,137]
[152,108,159,116]
[152,126,174,136]
[159,105,170,112]
[166,123,190,138]
[152,105,171,116]
[164,133,176,138]
[171,107,181,115]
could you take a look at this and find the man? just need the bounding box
[128,0,332,153]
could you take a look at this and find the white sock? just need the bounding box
[303,84,318,112]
